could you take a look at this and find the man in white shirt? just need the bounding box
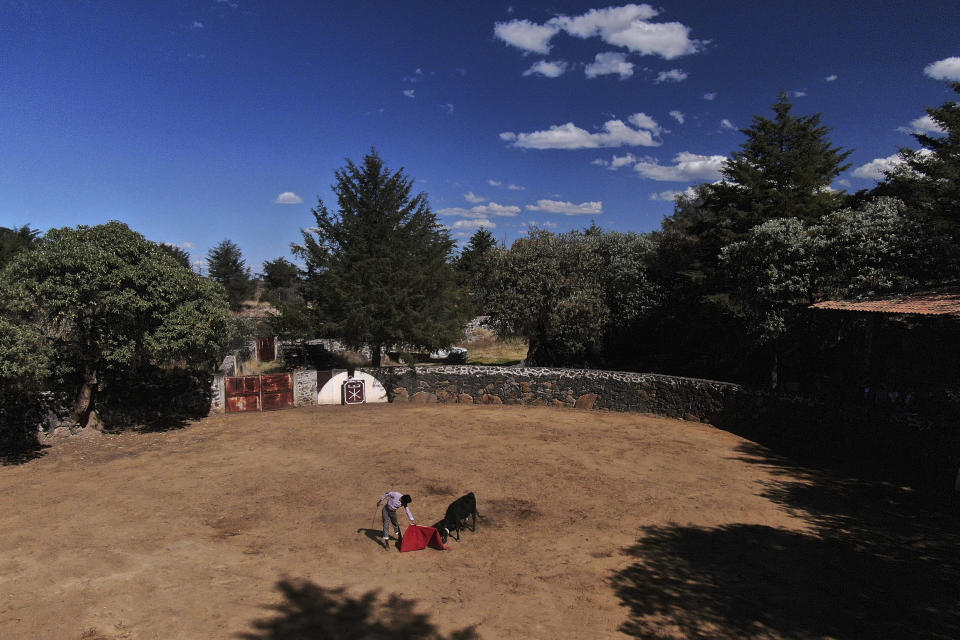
[377,491,414,550]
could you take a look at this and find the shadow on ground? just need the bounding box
[236,578,480,640]
[611,442,960,639]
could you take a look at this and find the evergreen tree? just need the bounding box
[0,224,40,270]
[712,93,852,233]
[158,243,192,270]
[879,82,960,249]
[207,239,253,311]
[293,150,468,366]
[455,227,497,314]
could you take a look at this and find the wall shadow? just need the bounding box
[611,443,960,639]
[236,578,480,640]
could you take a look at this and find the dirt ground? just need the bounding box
[1,403,956,640]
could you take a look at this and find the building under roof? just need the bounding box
[810,290,960,317]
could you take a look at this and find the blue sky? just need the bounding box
[2,1,959,273]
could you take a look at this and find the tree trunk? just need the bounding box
[769,349,779,391]
[71,364,98,427]
[371,344,382,368]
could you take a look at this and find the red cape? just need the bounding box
[400,524,448,552]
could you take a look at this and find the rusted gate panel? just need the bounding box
[257,337,276,362]
[261,372,294,410]
[225,375,261,413]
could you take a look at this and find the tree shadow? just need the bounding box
[0,443,49,465]
[236,578,480,640]
[611,442,960,639]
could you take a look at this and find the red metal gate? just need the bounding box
[225,373,293,413]
[261,373,294,410]
[225,375,261,413]
[257,337,276,361]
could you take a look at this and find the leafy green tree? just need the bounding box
[259,257,301,304]
[489,229,608,365]
[812,197,947,299]
[1,221,233,427]
[207,239,254,311]
[720,218,816,388]
[455,227,497,314]
[488,228,658,367]
[294,150,468,366]
[0,224,40,270]
[712,93,852,232]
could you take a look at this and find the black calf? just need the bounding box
[439,492,479,543]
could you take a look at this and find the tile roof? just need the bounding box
[810,290,960,316]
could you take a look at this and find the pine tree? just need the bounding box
[712,93,852,232]
[294,150,468,366]
[455,227,497,314]
[881,82,960,244]
[206,239,253,311]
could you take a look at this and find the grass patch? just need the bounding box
[458,336,528,366]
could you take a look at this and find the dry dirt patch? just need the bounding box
[0,404,822,639]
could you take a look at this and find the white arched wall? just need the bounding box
[317,371,389,405]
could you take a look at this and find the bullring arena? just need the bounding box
[1,403,957,639]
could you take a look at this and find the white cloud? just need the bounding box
[521,220,559,229]
[438,202,520,217]
[633,152,727,181]
[720,119,736,131]
[703,92,717,100]
[181,241,196,249]
[496,5,703,60]
[655,68,688,83]
[450,218,496,230]
[898,114,946,135]
[191,20,204,29]
[790,89,807,97]
[585,52,634,79]
[649,187,696,201]
[526,199,603,215]
[551,4,659,38]
[825,74,838,82]
[442,103,454,113]
[508,184,525,190]
[523,59,569,78]
[493,19,560,54]
[215,0,238,8]
[488,179,502,186]
[669,110,684,124]
[501,113,663,150]
[403,89,415,98]
[274,191,303,204]
[596,152,637,170]
[552,5,703,59]
[852,154,904,180]
[924,57,960,81]
[464,191,487,203]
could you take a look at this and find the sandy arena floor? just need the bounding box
[1,403,955,639]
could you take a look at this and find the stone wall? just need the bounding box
[363,366,740,420]
[294,370,318,406]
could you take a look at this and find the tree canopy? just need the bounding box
[0,221,233,426]
[293,150,467,366]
